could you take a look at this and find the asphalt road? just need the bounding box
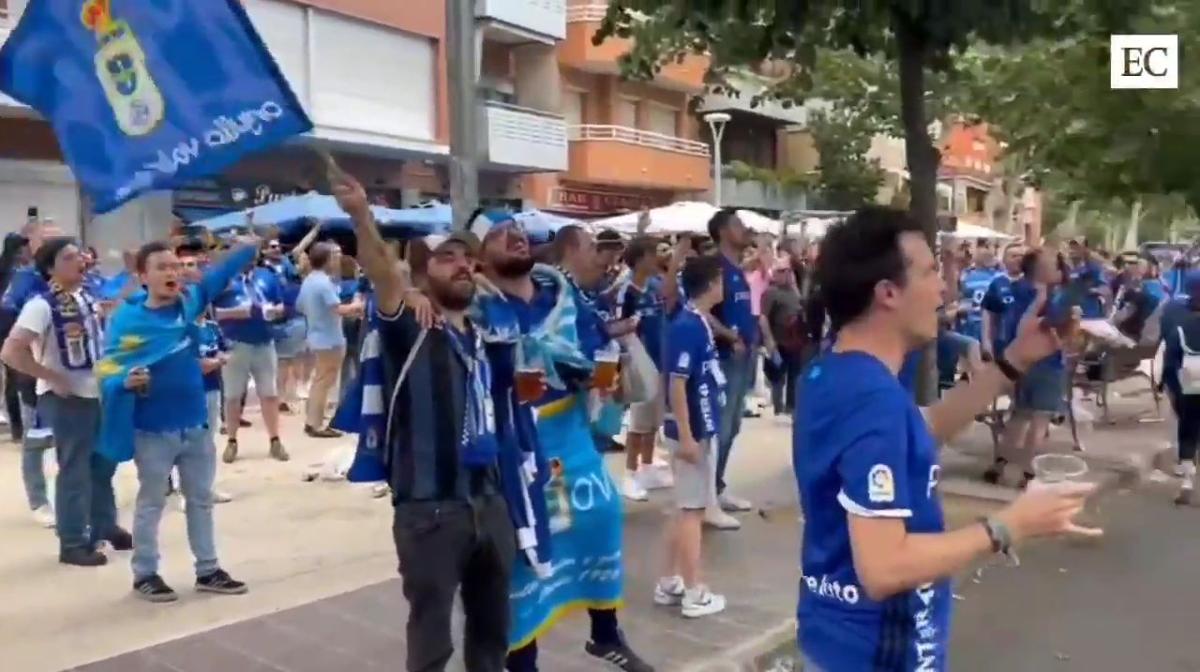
[948,484,1200,671]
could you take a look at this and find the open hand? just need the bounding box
[997,481,1102,542]
[404,289,438,329]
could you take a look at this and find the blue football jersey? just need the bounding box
[795,351,950,671]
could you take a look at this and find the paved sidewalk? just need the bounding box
[71,501,802,672]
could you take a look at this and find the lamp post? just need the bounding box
[704,112,731,206]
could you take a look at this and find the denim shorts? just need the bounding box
[273,317,308,360]
[1015,363,1066,413]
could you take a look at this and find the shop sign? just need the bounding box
[550,186,659,215]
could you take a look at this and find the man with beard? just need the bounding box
[332,169,547,672]
[461,214,651,672]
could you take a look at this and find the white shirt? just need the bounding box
[14,293,102,398]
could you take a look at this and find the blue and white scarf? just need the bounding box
[337,301,552,576]
[470,264,593,389]
[42,284,102,372]
[445,324,500,467]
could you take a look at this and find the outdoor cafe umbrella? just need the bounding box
[589,201,780,236]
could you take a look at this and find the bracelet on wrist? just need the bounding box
[979,516,1013,555]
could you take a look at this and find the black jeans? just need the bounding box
[4,365,24,440]
[768,353,803,415]
[1170,390,1200,462]
[393,495,515,672]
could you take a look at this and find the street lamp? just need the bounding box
[704,112,731,206]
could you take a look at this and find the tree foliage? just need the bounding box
[807,108,885,210]
[954,0,1200,219]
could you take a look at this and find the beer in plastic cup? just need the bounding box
[592,344,620,390]
[515,367,546,404]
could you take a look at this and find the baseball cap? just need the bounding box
[421,230,480,255]
[596,228,623,248]
[467,209,519,241]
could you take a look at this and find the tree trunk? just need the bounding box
[895,13,940,404]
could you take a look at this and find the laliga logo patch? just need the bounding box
[868,464,895,503]
[82,0,165,137]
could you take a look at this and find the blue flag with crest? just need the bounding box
[0,0,312,213]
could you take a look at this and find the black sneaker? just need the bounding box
[133,574,179,603]
[239,418,252,428]
[279,402,291,413]
[59,547,107,567]
[196,569,248,595]
[106,527,134,551]
[269,437,291,461]
[585,630,654,672]
[1019,472,1035,490]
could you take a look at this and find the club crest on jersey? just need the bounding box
[868,464,895,503]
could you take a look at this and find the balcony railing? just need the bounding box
[566,3,608,23]
[568,124,710,157]
[478,0,566,41]
[482,101,568,172]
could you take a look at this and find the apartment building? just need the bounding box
[696,70,811,216]
[1,0,84,237]
[521,1,713,218]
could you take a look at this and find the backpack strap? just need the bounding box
[383,328,429,452]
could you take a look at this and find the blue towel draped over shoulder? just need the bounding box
[469,264,593,387]
[96,245,255,462]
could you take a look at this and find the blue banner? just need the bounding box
[0,0,312,213]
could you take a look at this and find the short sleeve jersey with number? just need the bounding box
[957,266,1001,341]
[663,306,726,442]
[794,351,950,671]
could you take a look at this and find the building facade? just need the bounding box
[521,1,713,218]
[1,0,84,239]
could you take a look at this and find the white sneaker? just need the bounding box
[213,490,234,503]
[1175,462,1188,478]
[653,576,685,606]
[681,585,727,618]
[637,466,673,490]
[31,504,55,528]
[704,507,741,530]
[622,474,649,502]
[719,492,753,512]
[370,483,391,499]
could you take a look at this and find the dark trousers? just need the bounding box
[39,394,118,551]
[393,495,515,672]
[767,354,803,415]
[1170,390,1200,462]
[4,365,24,440]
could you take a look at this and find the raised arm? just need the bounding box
[194,241,259,320]
[328,159,408,317]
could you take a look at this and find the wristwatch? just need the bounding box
[995,355,1021,383]
[979,516,1013,555]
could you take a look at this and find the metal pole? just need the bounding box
[708,119,727,206]
[446,0,479,230]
